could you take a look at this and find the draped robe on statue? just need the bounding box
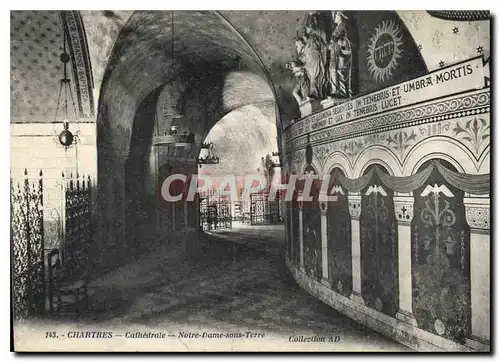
[329,19,353,98]
[302,33,327,100]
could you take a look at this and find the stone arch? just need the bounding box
[302,162,319,175]
[323,151,353,179]
[477,152,490,174]
[356,145,401,178]
[95,11,284,249]
[403,137,475,175]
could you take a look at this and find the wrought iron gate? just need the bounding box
[199,188,232,231]
[11,170,45,320]
[62,172,92,278]
[249,191,282,225]
[11,170,93,319]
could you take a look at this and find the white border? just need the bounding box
[3,3,498,361]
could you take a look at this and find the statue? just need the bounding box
[303,31,328,100]
[303,11,328,44]
[288,10,355,107]
[328,11,353,98]
[264,154,276,184]
[286,60,311,105]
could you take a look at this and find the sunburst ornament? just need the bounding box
[367,20,404,82]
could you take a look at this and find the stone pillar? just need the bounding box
[464,196,490,348]
[394,193,418,326]
[348,192,364,304]
[196,194,200,230]
[298,194,304,272]
[320,199,329,285]
[283,201,289,259]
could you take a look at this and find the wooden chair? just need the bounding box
[46,249,89,317]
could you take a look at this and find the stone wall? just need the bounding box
[282,57,490,351]
[11,122,97,250]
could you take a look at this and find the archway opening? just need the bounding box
[96,11,284,258]
[197,103,282,231]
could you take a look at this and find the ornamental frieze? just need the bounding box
[295,112,490,176]
[285,87,490,149]
[284,56,488,141]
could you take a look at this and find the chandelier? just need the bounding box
[153,124,195,147]
[197,136,220,167]
[153,10,195,148]
[53,27,79,150]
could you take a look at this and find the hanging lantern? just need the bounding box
[58,121,74,148]
[53,27,79,150]
[153,125,195,147]
[197,136,220,167]
[152,13,195,149]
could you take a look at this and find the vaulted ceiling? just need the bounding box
[11,10,491,132]
[11,11,69,122]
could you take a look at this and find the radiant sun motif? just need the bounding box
[367,20,404,82]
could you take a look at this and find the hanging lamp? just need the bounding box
[53,25,80,150]
[153,10,195,148]
[196,134,220,167]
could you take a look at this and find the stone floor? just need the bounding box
[17,223,409,351]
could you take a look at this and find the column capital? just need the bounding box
[348,191,361,219]
[319,199,328,214]
[393,195,414,224]
[297,192,304,209]
[464,197,490,231]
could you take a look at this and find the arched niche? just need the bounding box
[355,145,401,178]
[289,169,301,267]
[301,163,322,281]
[323,151,353,179]
[327,167,352,297]
[411,159,471,344]
[359,163,399,317]
[404,137,476,175]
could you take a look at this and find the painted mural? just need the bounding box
[327,168,352,297]
[286,203,292,259]
[291,191,300,268]
[301,164,322,281]
[412,160,471,344]
[360,165,399,317]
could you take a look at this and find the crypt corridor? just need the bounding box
[31,225,406,351]
[11,10,491,352]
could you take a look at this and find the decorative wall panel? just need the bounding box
[291,196,300,267]
[327,168,352,296]
[360,165,399,317]
[412,160,471,344]
[302,165,322,281]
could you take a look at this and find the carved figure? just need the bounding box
[286,60,311,104]
[328,11,353,98]
[304,11,328,43]
[302,32,328,99]
[264,154,276,184]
